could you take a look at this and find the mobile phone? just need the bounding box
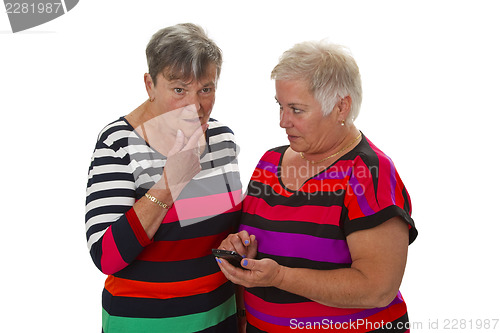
[212,249,245,269]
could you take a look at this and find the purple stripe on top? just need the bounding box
[241,225,352,264]
[245,295,403,327]
[389,157,397,205]
[256,160,278,174]
[348,174,376,216]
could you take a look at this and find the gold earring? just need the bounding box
[341,120,345,126]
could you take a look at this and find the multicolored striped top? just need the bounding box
[239,134,417,332]
[85,117,242,333]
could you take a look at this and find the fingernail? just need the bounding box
[242,259,248,266]
[216,258,221,263]
[244,240,250,246]
[242,254,246,258]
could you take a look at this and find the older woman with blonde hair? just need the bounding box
[217,41,417,332]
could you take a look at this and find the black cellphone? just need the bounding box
[212,249,245,269]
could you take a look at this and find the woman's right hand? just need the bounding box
[161,124,208,201]
[219,230,258,260]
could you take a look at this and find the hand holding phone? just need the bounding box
[212,249,246,269]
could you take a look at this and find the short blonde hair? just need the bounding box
[271,41,362,121]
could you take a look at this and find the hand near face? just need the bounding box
[162,123,208,201]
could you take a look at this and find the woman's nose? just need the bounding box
[187,94,202,112]
[183,103,200,114]
[279,110,291,128]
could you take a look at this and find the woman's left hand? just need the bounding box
[216,256,285,289]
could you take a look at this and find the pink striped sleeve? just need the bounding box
[100,226,128,275]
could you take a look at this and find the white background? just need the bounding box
[1,0,499,332]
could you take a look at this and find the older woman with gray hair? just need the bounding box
[86,23,242,332]
[217,41,417,332]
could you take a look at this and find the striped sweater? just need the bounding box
[239,134,417,332]
[85,117,242,333]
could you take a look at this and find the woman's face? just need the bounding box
[146,64,217,138]
[275,79,340,155]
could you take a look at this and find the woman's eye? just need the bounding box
[201,88,212,94]
[174,88,184,94]
[292,107,302,114]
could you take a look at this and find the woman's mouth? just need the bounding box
[183,117,202,124]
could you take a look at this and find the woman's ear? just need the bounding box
[339,96,352,117]
[144,73,155,101]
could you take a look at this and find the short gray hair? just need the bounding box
[271,41,362,121]
[146,23,223,85]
